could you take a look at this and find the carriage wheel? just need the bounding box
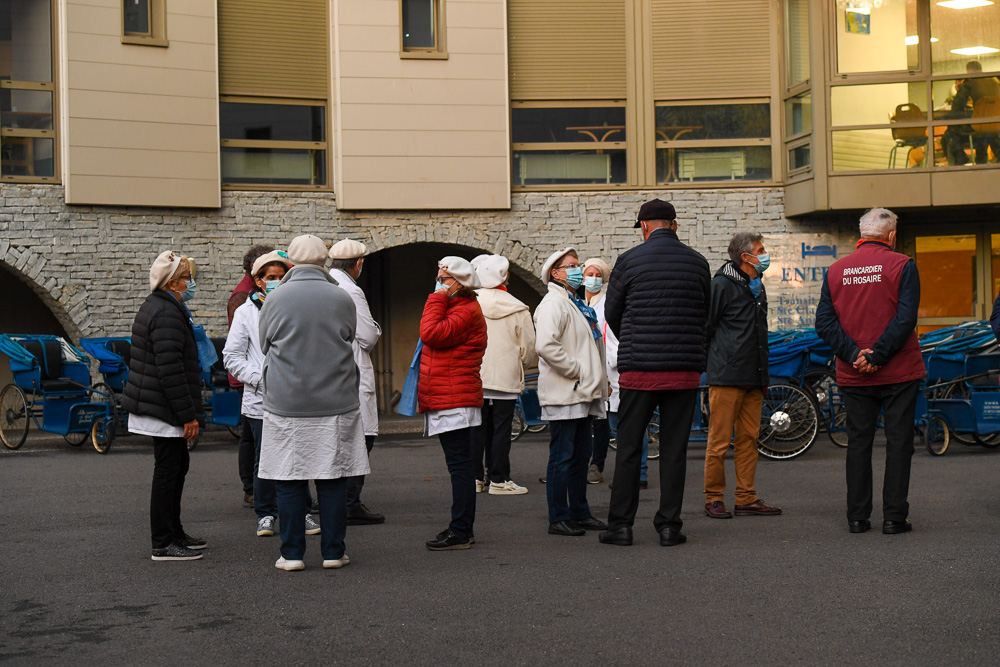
[923,417,949,456]
[974,432,1000,448]
[91,383,123,431]
[228,425,241,439]
[0,384,30,450]
[645,413,660,460]
[64,432,88,446]
[91,414,115,455]
[757,383,820,461]
[511,405,526,442]
[829,404,849,448]
[526,424,547,433]
[803,369,836,430]
[941,383,977,445]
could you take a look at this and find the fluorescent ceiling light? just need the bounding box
[951,46,1000,54]
[937,0,994,9]
[905,35,940,45]
[847,6,872,14]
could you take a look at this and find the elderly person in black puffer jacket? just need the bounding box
[123,251,206,562]
[599,199,711,549]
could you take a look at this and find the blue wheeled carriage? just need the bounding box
[511,372,546,441]
[0,334,118,453]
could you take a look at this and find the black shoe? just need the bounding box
[598,525,633,546]
[548,520,585,537]
[151,543,203,561]
[572,516,608,531]
[346,504,386,526]
[849,520,872,534]
[177,533,207,550]
[435,528,475,545]
[538,477,547,484]
[659,527,687,547]
[426,530,472,550]
[308,501,320,515]
[640,480,648,490]
[883,519,912,535]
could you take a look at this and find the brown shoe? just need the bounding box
[243,493,254,508]
[704,501,733,519]
[735,499,783,516]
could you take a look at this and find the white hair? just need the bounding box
[859,208,898,239]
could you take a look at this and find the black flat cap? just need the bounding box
[635,199,676,227]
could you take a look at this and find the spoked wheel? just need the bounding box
[923,417,949,456]
[91,409,117,455]
[974,432,1000,448]
[757,383,820,460]
[829,404,849,448]
[803,370,836,429]
[228,425,241,439]
[64,432,88,446]
[941,383,977,445]
[527,424,547,433]
[511,404,526,442]
[645,412,660,460]
[0,384,30,450]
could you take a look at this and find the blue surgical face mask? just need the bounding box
[754,253,771,273]
[265,280,279,295]
[563,267,584,290]
[434,279,449,293]
[583,276,603,292]
[180,278,196,302]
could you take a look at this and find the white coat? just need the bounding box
[534,282,608,408]
[223,297,265,419]
[330,268,381,436]
[476,288,538,395]
[592,296,621,412]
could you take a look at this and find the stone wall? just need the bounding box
[2,183,859,340]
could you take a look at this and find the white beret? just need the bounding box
[583,257,611,283]
[149,250,183,292]
[329,239,368,260]
[471,254,509,289]
[286,234,328,266]
[251,250,290,277]
[540,247,577,285]
[438,255,481,289]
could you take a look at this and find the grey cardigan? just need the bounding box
[258,265,360,417]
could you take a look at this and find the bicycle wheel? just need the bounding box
[923,416,949,456]
[645,412,660,460]
[0,384,29,450]
[511,405,526,442]
[64,432,88,446]
[757,383,820,460]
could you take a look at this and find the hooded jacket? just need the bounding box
[706,261,769,387]
[476,288,538,395]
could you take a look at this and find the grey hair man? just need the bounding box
[815,208,924,536]
[703,232,782,520]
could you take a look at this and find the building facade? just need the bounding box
[3,0,999,408]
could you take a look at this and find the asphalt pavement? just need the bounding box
[2,428,999,665]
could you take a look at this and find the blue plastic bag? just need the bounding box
[397,339,424,416]
[192,324,218,372]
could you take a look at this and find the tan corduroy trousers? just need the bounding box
[704,386,764,505]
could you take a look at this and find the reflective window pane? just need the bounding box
[221,147,326,185]
[789,143,811,170]
[123,0,150,35]
[0,0,53,82]
[837,0,918,73]
[830,82,928,126]
[931,0,1000,76]
[935,119,1000,166]
[658,146,771,183]
[786,93,812,137]
[220,103,325,142]
[402,0,436,49]
[832,128,927,171]
[1,136,54,177]
[513,150,626,186]
[511,107,626,144]
[785,0,810,86]
[655,104,770,141]
[0,88,52,129]
[914,234,977,319]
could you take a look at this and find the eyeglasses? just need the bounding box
[557,263,581,270]
[176,274,192,281]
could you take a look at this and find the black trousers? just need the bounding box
[472,399,517,483]
[841,380,920,523]
[150,436,190,549]
[607,388,697,532]
[438,427,476,537]
[237,411,254,495]
[590,417,611,471]
[345,435,376,512]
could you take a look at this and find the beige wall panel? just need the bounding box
[66,4,215,44]
[931,171,1000,206]
[68,90,216,125]
[170,0,217,18]
[68,61,217,98]
[337,183,510,210]
[340,103,506,132]
[68,176,220,207]
[337,0,397,26]
[443,28,506,55]
[70,0,115,8]
[341,156,507,184]
[160,14,217,45]
[339,77,507,106]
[66,31,216,71]
[447,0,505,29]
[783,179,816,217]
[340,130,508,158]
[69,147,218,180]
[338,51,505,81]
[828,174,931,209]
[336,25,399,52]
[68,118,219,152]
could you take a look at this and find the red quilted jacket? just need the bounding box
[418,292,488,412]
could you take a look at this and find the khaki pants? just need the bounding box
[704,386,763,505]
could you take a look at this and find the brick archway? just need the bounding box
[1,244,92,341]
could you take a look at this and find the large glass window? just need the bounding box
[0,0,56,181]
[786,0,811,86]
[931,0,1000,76]
[836,0,920,74]
[219,99,328,188]
[512,105,626,187]
[654,103,772,183]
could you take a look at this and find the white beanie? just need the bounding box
[438,256,481,289]
[471,254,509,289]
[149,250,183,292]
[286,234,328,266]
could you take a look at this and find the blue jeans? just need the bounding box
[247,417,278,520]
[546,418,593,523]
[609,412,647,481]
[275,478,347,561]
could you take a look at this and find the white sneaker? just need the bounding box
[275,556,305,571]
[305,514,321,535]
[475,479,486,494]
[323,554,351,569]
[489,480,528,495]
[256,516,275,537]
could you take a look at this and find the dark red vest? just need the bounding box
[827,241,925,387]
